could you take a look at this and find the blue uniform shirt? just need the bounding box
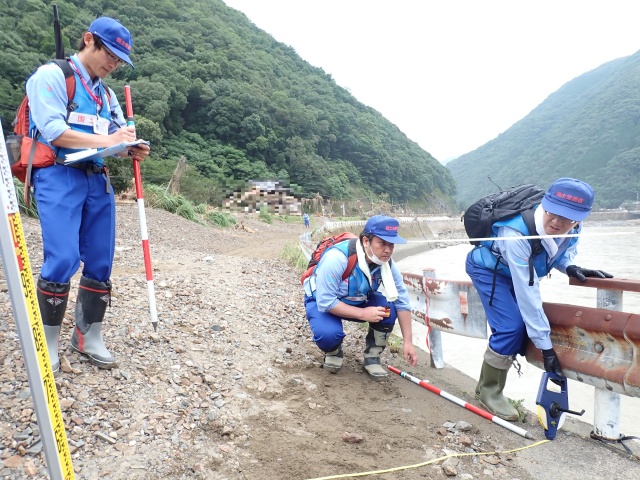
[311,247,411,313]
[25,54,126,144]
[488,224,578,350]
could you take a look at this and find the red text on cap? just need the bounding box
[116,37,131,51]
[555,191,584,204]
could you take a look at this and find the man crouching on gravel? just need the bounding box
[303,215,418,379]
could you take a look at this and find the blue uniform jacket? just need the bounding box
[472,211,580,278]
[303,241,411,313]
[469,206,580,349]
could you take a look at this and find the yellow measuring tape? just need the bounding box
[306,439,550,480]
[0,128,74,479]
[8,214,74,478]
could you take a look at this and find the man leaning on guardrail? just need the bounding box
[466,178,613,421]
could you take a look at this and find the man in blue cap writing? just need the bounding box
[466,178,613,420]
[27,17,150,372]
[303,215,418,380]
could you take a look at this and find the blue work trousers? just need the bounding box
[465,253,527,357]
[304,291,396,352]
[32,163,115,284]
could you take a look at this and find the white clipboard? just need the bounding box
[64,140,150,163]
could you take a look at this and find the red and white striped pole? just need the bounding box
[124,84,159,331]
[388,366,534,440]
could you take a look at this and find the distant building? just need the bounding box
[223,180,302,215]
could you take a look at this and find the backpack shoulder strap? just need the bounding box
[521,208,543,287]
[50,57,111,104]
[300,237,358,285]
[23,59,77,206]
[50,58,76,103]
[102,81,112,104]
[521,208,543,255]
[341,238,359,281]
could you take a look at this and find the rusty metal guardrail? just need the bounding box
[525,303,640,398]
[402,269,488,369]
[528,277,640,440]
[404,267,639,440]
[404,269,488,339]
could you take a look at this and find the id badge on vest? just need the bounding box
[94,117,109,135]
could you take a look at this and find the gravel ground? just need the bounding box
[0,204,638,479]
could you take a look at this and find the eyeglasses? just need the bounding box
[103,45,124,66]
[544,210,578,225]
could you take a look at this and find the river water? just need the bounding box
[395,223,640,438]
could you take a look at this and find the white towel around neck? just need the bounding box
[534,207,559,257]
[355,240,398,302]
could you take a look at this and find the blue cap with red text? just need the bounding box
[363,215,407,244]
[541,178,594,222]
[88,17,134,67]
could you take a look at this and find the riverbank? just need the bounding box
[0,205,638,479]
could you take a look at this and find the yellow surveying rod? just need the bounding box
[0,125,74,479]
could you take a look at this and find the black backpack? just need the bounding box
[462,184,545,304]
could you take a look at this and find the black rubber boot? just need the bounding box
[36,277,70,373]
[363,327,390,380]
[70,276,117,369]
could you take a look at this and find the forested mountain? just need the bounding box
[448,51,640,209]
[0,0,456,210]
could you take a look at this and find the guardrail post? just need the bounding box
[592,288,623,441]
[424,268,444,368]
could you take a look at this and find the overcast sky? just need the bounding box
[222,1,640,161]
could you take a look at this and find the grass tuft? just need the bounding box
[207,211,237,228]
[259,207,273,224]
[280,243,308,274]
[13,178,39,218]
[508,398,527,423]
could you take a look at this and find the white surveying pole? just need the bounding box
[0,123,74,479]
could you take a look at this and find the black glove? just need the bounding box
[542,348,563,378]
[566,265,613,283]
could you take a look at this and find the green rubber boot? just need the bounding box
[475,367,483,399]
[477,347,519,421]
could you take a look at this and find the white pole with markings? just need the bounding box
[0,124,74,479]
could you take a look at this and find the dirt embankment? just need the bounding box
[0,206,637,479]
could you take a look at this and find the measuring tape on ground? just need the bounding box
[0,125,74,479]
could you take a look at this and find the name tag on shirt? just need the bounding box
[67,113,109,135]
[94,117,109,135]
